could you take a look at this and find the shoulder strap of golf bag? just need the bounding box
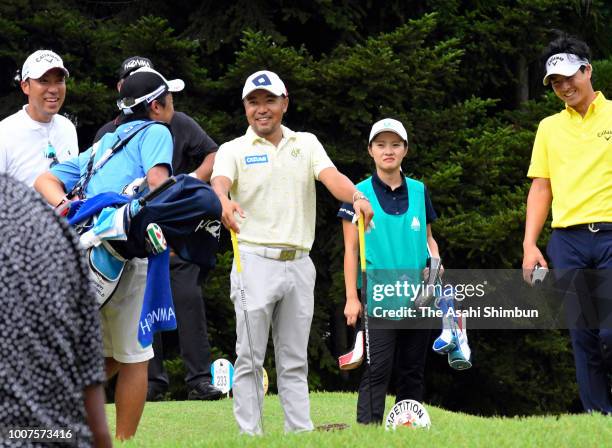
[70,120,161,199]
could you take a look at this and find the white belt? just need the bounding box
[239,244,309,261]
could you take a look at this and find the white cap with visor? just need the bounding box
[242,70,287,99]
[369,118,408,144]
[543,53,589,85]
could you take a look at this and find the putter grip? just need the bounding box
[230,229,242,273]
[358,215,366,272]
[414,257,441,308]
[138,176,177,206]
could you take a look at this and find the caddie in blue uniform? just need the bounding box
[211,70,373,435]
[522,32,612,414]
[35,68,180,439]
[94,56,223,402]
[338,118,441,423]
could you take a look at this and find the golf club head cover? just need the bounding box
[338,328,364,370]
[448,327,472,370]
[432,290,456,354]
[448,299,472,370]
[129,199,143,217]
[145,223,167,255]
[56,197,81,218]
[79,205,129,249]
[87,244,126,308]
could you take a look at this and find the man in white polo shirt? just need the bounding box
[211,70,373,435]
[0,50,78,186]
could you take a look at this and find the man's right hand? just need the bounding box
[219,195,245,233]
[522,245,548,284]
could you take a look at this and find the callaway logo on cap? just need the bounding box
[21,50,69,81]
[543,53,589,85]
[242,70,288,99]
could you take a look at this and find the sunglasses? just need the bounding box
[116,84,167,112]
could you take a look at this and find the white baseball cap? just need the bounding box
[21,50,69,81]
[369,118,408,144]
[543,53,589,85]
[242,70,287,99]
[131,67,185,92]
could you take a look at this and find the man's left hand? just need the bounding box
[353,198,374,230]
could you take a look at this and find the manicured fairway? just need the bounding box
[107,392,611,447]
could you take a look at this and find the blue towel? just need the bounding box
[67,192,130,226]
[67,192,176,348]
[138,248,176,347]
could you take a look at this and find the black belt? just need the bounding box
[564,223,612,232]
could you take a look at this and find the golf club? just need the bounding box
[358,214,374,422]
[414,245,442,309]
[230,230,265,434]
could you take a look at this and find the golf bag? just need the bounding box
[432,286,472,370]
[110,174,222,270]
[68,174,222,308]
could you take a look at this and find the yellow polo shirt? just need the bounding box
[528,92,612,228]
[212,125,335,250]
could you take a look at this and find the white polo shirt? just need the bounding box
[0,106,78,186]
[212,125,335,250]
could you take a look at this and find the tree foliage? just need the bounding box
[1,0,610,415]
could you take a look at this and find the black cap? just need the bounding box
[117,71,168,112]
[118,56,153,79]
[117,69,184,113]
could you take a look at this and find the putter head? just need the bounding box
[338,330,364,370]
[414,257,442,309]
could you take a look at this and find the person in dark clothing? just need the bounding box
[93,56,223,401]
[0,173,112,447]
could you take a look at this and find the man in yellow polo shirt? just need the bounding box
[211,70,373,434]
[522,32,612,414]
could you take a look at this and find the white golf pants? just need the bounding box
[230,250,315,434]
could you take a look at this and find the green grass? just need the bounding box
[108,392,611,447]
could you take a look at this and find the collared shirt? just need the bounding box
[337,172,437,222]
[93,111,218,175]
[0,106,78,186]
[212,125,335,250]
[528,91,612,227]
[52,120,173,197]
